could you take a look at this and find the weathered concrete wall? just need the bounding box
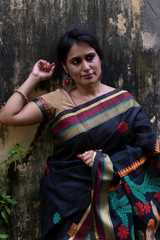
[0,0,160,239]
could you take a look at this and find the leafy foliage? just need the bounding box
[7,144,29,171]
[0,144,29,238]
[0,189,18,238]
[0,234,8,239]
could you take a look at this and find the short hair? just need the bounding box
[57,28,103,65]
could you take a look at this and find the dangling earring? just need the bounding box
[62,73,74,91]
[100,71,102,80]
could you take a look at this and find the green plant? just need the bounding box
[0,234,8,239]
[0,189,18,238]
[0,144,29,239]
[7,143,29,171]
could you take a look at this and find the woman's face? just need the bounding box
[63,42,102,88]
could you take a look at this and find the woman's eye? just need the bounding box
[71,59,80,65]
[87,54,95,61]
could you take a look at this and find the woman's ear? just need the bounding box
[62,63,68,73]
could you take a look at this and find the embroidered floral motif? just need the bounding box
[154,192,160,202]
[124,183,130,194]
[135,202,144,217]
[117,121,128,133]
[124,168,160,206]
[46,164,51,174]
[144,201,151,214]
[117,224,129,240]
[109,191,132,228]
[53,212,61,224]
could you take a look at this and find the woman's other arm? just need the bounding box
[0,60,55,126]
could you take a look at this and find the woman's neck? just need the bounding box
[74,81,103,97]
[70,82,114,106]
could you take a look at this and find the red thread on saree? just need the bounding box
[46,164,51,174]
[67,223,78,237]
[117,121,128,133]
[91,189,94,198]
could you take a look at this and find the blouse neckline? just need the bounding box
[64,87,118,108]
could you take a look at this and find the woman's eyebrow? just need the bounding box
[86,51,95,55]
[69,51,96,62]
[69,56,80,62]
[85,52,95,57]
[70,52,95,60]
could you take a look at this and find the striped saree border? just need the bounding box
[51,90,130,134]
[92,154,116,239]
[53,98,135,138]
[69,152,116,240]
[51,90,131,130]
[68,205,91,240]
[51,94,139,146]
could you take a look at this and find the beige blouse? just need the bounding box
[33,88,76,122]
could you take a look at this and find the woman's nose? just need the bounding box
[82,61,90,71]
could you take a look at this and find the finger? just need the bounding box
[44,62,51,69]
[50,63,56,71]
[85,158,93,164]
[77,151,88,159]
[37,59,47,66]
[83,155,91,162]
[82,155,93,165]
[83,157,93,167]
[51,62,56,67]
[77,150,92,160]
[84,150,94,159]
[43,63,56,74]
[77,154,94,167]
[88,161,93,167]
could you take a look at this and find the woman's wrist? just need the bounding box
[16,74,40,100]
[28,72,41,84]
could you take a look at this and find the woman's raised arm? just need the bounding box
[0,60,55,126]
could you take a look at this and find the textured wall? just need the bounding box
[0,0,160,239]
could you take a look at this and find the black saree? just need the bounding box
[34,89,160,240]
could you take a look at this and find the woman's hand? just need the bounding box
[0,59,56,126]
[77,150,95,167]
[31,60,56,82]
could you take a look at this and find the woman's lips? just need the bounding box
[81,73,93,78]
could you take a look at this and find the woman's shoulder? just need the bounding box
[101,85,139,105]
[42,88,72,98]
[103,86,133,97]
[100,85,130,97]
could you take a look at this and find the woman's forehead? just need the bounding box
[67,42,95,59]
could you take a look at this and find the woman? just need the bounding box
[0,28,160,240]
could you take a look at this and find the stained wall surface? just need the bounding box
[0,0,160,239]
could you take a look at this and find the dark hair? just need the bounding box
[57,28,103,65]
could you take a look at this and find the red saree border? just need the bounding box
[51,90,136,134]
[68,205,91,240]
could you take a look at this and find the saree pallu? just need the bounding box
[40,89,160,240]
